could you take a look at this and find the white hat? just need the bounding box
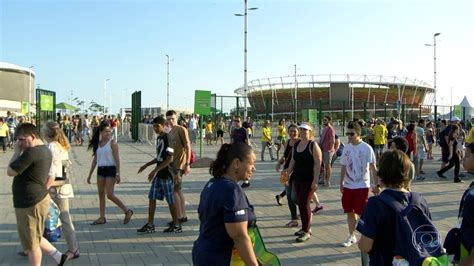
[298,123,312,131]
[450,116,461,122]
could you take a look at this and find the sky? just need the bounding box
[1,0,473,114]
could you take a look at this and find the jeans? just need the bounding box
[50,186,78,252]
[294,180,314,233]
[285,180,298,220]
[261,141,274,160]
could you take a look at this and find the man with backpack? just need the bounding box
[357,150,447,266]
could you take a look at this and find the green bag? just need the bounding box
[231,224,280,266]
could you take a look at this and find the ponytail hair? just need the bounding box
[88,121,110,155]
[44,121,70,150]
[209,142,253,177]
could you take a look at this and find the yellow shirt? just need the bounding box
[277,125,287,137]
[205,123,213,133]
[466,128,474,144]
[261,127,272,142]
[0,124,8,137]
[373,124,387,145]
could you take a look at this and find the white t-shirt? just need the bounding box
[416,126,425,148]
[340,141,375,189]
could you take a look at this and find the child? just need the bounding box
[459,142,474,265]
[357,150,433,265]
[137,116,181,234]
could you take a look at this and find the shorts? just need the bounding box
[97,166,117,178]
[416,146,425,160]
[216,130,224,137]
[374,144,385,152]
[206,132,213,140]
[174,169,185,191]
[341,187,369,215]
[15,194,50,251]
[149,177,175,204]
[322,151,334,165]
[277,135,287,145]
[441,149,449,163]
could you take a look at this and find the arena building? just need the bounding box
[0,61,36,117]
[234,74,434,119]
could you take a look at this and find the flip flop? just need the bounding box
[65,249,80,259]
[90,217,106,225]
[123,209,133,224]
[285,221,299,227]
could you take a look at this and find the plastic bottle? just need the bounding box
[392,256,409,266]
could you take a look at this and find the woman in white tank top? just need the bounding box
[87,120,133,225]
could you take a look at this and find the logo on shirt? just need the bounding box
[235,209,246,216]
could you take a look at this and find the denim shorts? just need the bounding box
[97,166,117,178]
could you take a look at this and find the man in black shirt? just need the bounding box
[230,116,251,188]
[7,123,68,265]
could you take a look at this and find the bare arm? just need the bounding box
[312,143,322,190]
[138,158,158,174]
[225,222,258,266]
[147,154,174,182]
[7,142,22,176]
[87,155,97,184]
[339,165,347,194]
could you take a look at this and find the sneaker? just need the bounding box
[312,205,324,214]
[294,229,312,237]
[454,178,464,183]
[167,217,188,226]
[296,232,311,242]
[137,223,155,234]
[241,182,250,188]
[163,224,182,233]
[341,235,357,247]
[416,176,426,181]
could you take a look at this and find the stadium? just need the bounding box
[234,74,434,120]
[0,61,36,116]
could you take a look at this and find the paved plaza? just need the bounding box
[0,136,472,265]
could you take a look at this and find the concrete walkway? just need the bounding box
[0,137,472,265]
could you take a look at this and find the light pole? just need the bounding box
[165,55,173,111]
[294,64,298,122]
[28,66,34,115]
[104,78,110,115]
[235,0,258,119]
[425,32,440,106]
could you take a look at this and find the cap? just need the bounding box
[450,116,461,122]
[298,123,312,131]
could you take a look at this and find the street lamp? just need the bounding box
[425,32,440,107]
[165,55,174,111]
[235,0,258,119]
[28,66,34,116]
[104,78,110,115]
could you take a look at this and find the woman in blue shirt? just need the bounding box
[192,142,257,266]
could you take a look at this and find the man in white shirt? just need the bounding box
[339,122,379,247]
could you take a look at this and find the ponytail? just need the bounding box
[209,142,253,177]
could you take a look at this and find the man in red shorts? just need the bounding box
[339,122,379,247]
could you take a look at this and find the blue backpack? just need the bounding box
[378,192,447,265]
[43,199,62,242]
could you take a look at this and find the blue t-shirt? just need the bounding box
[461,189,474,251]
[231,127,248,144]
[356,189,431,266]
[192,176,256,265]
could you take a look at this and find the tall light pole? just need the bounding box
[165,55,173,111]
[425,32,440,106]
[294,64,298,122]
[235,0,258,119]
[28,66,34,115]
[104,78,110,115]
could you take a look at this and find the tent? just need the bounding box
[56,102,79,111]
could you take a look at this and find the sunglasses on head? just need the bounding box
[346,132,356,136]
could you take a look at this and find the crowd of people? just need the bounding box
[4,109,474,265]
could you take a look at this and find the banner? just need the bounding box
[21,101,29,115]
[40,94,54,111]
[194,90,211,115]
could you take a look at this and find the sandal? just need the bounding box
[285,220,299,228]
[123,209,134,224]
[65,249,80,260]
[90,217,106,225]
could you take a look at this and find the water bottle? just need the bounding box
[392,256,409,266]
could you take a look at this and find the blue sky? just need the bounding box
[1,0,473,114]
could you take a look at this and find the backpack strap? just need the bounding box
[377,191,406,212]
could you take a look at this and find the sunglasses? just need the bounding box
[345,132,356,136]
